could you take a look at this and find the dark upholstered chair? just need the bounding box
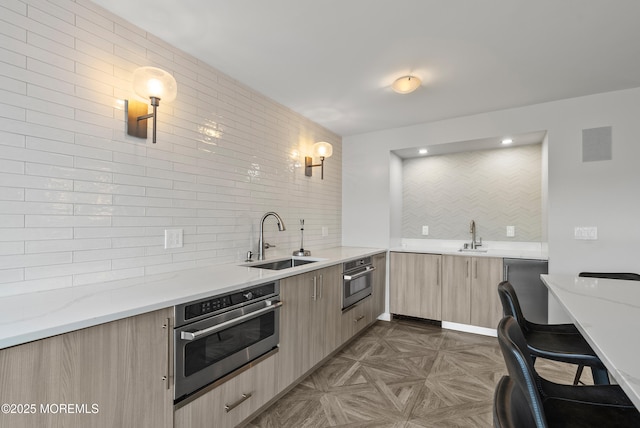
[494,316,640,428]
[493,375,537,428]
[497,281,609,385]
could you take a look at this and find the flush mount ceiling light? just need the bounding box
[126,66,178,144]
[418,148,428,155]
[391,75,421,94]
[305,142,333,180]
[501,138,513,145]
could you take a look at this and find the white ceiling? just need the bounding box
[92,0,640,137]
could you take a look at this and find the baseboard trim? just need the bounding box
[441,321,497,337]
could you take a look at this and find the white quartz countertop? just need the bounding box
[391,239,548,260]
[0,246,384,350]
[541,274,640,409]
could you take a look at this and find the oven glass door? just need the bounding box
[175,300,280,400]
[343,267,374,309]
[184,310,275,377]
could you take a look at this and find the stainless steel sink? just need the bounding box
[244,257,321,270]
[458,248,488,253]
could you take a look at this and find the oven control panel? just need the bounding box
[178,281,279,325]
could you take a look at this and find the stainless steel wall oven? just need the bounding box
[174,281,281,402]
[342,256,375,310]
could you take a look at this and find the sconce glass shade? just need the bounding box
[391,75,421,94]
[132,67,177,102]
[313,141,333,159]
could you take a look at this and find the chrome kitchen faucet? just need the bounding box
[469,219,482,249]
[258,212,286,260]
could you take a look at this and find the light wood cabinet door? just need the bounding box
[276,270,314,392]
[276,264,342,393]
[442,255,503,328]
[372,252,387,319]
[0,308,173,428]
[390,252,442,320]
[313,264,342,361]
[174,355,276,428]
[442,255,471,324]
[470,257,504,328]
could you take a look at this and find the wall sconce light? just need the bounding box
[305,142,333,179]
[391,75,421,94]
[126,66,177,144]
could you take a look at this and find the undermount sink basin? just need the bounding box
[244,257,323,270]
[458,248,488,253]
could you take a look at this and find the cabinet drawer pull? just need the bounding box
[224,392,253,413]
[312,276,317,301]
[354,315,365,323]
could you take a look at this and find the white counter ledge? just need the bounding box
[391,239,548,260]
[0,246,384,350]
[541,274,640,409]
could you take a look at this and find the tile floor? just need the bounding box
[246,317,589,428]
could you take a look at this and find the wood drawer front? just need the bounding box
[174,356,276,428]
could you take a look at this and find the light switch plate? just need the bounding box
[322,226,329,237]
[164,229,183,249]
[506,226,515,237]
[574,226,598,240]
[422,225,429,236]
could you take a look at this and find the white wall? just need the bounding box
[0,0,342,297]
[343,88,640,320]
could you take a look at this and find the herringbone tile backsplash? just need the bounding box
[402,144,542,241]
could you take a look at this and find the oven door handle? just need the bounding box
[343,265,375,281]
[180,300,283,341]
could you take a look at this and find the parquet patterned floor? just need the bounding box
[246,317,590,428]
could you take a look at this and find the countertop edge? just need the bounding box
[0,247,386,350]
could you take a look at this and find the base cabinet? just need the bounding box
[390,252,442,320]
[442,255,503,329]
[174,356,275,428]
[0,308,173,428]
[275,264,341,393]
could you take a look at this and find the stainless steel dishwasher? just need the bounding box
[503,258,549,323]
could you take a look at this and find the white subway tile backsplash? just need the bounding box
[0,242,24,256]
[74,247,143,263]
[0,227,73,241]
[25,215,111,228]
[0,0,342,297]
[25,260,110,280]
[73,181,144,196]
[0,171,73,190]
[1,252,72,269]
[0,201,72,215]
[25,238,111,254]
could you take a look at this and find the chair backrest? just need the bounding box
[493,375,538,428]
[497,316,548,428]
[579,272,640,281]
[497,281,529,332]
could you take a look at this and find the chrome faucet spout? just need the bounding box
[258,212,286,260]
[470,220,476,249]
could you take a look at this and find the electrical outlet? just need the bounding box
[506,226,515,237]
[574,226,598,240]
[422,225,429,236]
[164,229,183,249]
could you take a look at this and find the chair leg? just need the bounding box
[573,365,584,385]
[591,366,610,385]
